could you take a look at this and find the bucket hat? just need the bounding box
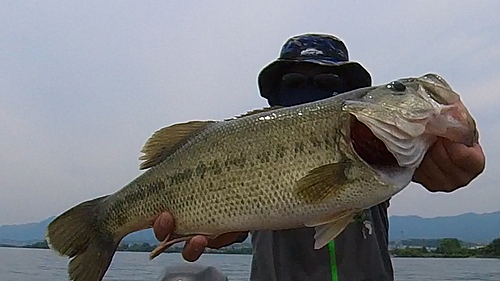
[258,33,372,101]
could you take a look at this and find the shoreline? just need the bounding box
[2,244,498,258]
[0,242,253,255]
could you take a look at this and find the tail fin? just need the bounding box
[46,195,118,281]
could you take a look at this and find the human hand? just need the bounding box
[153,212,248,262]
[413,138,485,192]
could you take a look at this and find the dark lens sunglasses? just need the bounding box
[281,73,345,91]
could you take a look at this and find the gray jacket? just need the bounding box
[250,201,393,281]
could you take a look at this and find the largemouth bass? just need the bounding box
[46,74,478,281]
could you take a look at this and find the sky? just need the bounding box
[1,1,499,225]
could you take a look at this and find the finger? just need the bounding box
[429,139,473,190]
[415,148,452,192]
[442,139,485,177]
[412,162,433,187]
[153,212,175,241]
[413,146,440,187]
[182,235,208,262]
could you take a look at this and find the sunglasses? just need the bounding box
[281,72,346,92]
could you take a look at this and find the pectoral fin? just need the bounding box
[313,212,355,249]
[139,121,215,169]
[294,162,351,204]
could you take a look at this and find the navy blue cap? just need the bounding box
[258,33,372,100]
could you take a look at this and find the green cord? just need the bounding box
[328,240,339,281]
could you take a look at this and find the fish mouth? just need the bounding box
[345,91,478,170]
[348,114,425,191]
[349,116,400,168]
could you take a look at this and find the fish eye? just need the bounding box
[386,81,406,94]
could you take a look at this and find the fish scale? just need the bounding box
[46,73,478,281]
[109,104,333,233]
[172,106,339,233]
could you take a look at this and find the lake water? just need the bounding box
[1,247,499,281]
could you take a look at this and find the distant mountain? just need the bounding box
[389,211,500,244]
[1,211,499,245]
[0,216,55,244]
[0,216,158,245]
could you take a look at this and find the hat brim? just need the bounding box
[258,58,372,100]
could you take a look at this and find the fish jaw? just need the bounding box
[343,74,478,170]
[423,93,478,147]
[413,73,478,146]
[345,113,418,196]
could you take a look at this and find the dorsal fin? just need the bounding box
[139,121,215,170]
[225,106,284,121]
